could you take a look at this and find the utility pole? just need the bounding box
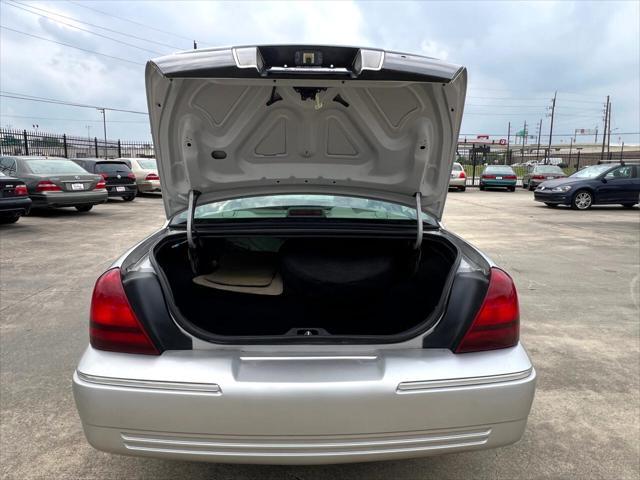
[521,120,526,161]
[506,121,511,165]
[601,95,609,160]
[594,126,598,143]
[546,91,557,164]
[568,137,573,165]
[86,125,92,140]
[535,119,542,161]
[98,108,107,159]
[606,103,612,155]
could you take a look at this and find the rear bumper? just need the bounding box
[479,179,517,188]
[137,180,161,192]
[106,184,137,197]
[31,191,108,208]
[448,177,466,188]
[73,344,536,464]
[0,196,31,215]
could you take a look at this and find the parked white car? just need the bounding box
[449,162,467,191]
[73,45,536,465]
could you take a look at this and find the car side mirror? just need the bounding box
[601,177,607,183]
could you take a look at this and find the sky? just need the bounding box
[1,0,639,145]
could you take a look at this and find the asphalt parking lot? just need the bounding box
[1,190,639,479]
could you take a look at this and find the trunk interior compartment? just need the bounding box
[152,234,458,343]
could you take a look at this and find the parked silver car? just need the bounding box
[73,45,536,465]
[522,164,567,190]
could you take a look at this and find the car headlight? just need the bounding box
[551,185,572,192]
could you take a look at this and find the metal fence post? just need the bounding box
[576,150,581,171]
[23,129,29,155]
[94,137,99,158]
[63,134,68,158]
[117,140,122,158]
[471,145,477,186]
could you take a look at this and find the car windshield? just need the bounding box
[26,159,88,174]
[570,164,613,179]
[137,159,157,170]
[95,162,132,173]
[172,194,434,225]
[535,166,564,174]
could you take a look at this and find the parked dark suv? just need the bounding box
[534,162,640,209]
[72,159,137,201]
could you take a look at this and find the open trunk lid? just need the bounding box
[146,45,467,220]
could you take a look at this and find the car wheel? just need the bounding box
[572,190,593,210]
[75,205,93,212]
[0,213,20,224]
[528,183,535,191]
[460,186,466,192]
[479,185,485,191]
[621,203,636,208]
[123,195,136,202]
[522,180,528,189]
[544,203,558,208]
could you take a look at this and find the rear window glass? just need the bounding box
[535,166,564,173]
[484,166,514,173]
[26,159,88,175]
[95,162,132,173]
[452,164,463,171]
[136,159,157,170]
[172,194,436,226]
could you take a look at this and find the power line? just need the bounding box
[66,0,195,43]
[0,113,148,123]
[6,0,182,50]
[3,1,164,55]
[0,25,144,65]
[0,91,148,114]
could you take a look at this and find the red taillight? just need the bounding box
[455,268,520,353]
[14,184,28,196]
[459,171,466,179]
[95,179,106,189]
[145,173,159,181]
[504,175,517,180]
[482,174,496,179]
[100,173,109,179]
[35,180,62,192]
[89,268,159,355]
[532,175,545,180]
[127,172,136,180]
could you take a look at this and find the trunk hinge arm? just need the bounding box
[187,189,202,274]
[414,192,423,250]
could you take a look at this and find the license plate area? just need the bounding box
[116,186,126,192]
[71,183,85,191]
[496,176,503,180]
